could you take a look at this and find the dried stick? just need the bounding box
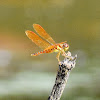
[48,51,77,100]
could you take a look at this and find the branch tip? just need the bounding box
[48,51,77,100]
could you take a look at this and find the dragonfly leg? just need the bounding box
[56,52,61,64]
[61,50,66,57]
[62,51,72,60]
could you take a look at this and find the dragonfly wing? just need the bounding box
[33,24,56,45]
[25,30,51,49]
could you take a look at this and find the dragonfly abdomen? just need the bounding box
[31,44,62,56]
[31,51,44,56]
[31,49,54,56]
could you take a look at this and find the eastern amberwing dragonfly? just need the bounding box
[25,24,69,62]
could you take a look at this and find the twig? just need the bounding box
[48,51,77,100]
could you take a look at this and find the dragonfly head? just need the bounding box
[63,42,69,51]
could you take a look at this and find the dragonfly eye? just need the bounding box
[63,43,69,48]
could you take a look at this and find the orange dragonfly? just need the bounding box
[25,24,69,62]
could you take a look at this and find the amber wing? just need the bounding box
[25,30,51,49]
[33,24,56,45]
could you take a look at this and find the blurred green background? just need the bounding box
[0,0,100,100]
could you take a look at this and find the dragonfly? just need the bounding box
[25,24,69,62]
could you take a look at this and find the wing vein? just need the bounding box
[25,30,51,49]
[33,24,56,45]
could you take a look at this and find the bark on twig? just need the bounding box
[48,51,77,100]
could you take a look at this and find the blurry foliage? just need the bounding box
[0,94,47,100]
[0,0,100,57]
